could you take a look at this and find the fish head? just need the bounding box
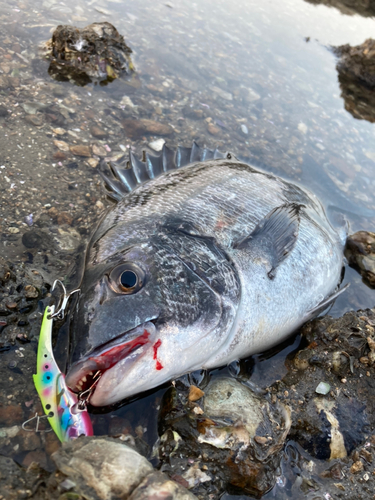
[65,227,240,406]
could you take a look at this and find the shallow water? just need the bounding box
[1,0,375,497]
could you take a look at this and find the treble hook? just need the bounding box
[22,412,52,433]
[75,371,102,412]
[49,279,80,320]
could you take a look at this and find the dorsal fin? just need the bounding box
[99,142,228,201]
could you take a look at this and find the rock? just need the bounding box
[24,285,38,299]
[8,227,20,234]
[44,22,133,86]
[70,145,91,157]
[305,0,375,18]
[53,227,81,252]
[207,123,221,136]
[22,230,44,249]
[122,118,173,138]
[53,151,67,160]
[57,212,73,226]
[281,309,375,461]
[345,231,375,286]
[129,471,198,500]
[182,107,204,120]
[21,102,49,115]
[0,105,8,117]
[25,115,44,127]
[53,127,67,135]
[210,85,233,101]
[87,158,99,168]
[90,125,108,139]
[148,138,165,152]
[334,39,375,123]
[54,140,70,152]
[158,378,291,498]
[52,437,154,500]
[188,385,204,402]
[92,144,107,157]
[0,404,23,426]
[22,450,48,469]
[350,460,364,474]
[315,381,331,395]
[240,124,248,135]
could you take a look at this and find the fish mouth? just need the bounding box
[65,321,156,397]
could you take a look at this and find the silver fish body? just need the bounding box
[65,145,346,406]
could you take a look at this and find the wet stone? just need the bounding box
[22,230,44,249]
[90,125,108,139]
[158,377,291,499]
[70,145,91,157]
[129,471,198,500]
[24,115,44,127]
[0,105,8,117]
[44,22,133,86]
[122,118,173,138]
[52,437,154,499]
[345,231,375,286]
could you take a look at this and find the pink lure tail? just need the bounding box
[33,305,93,442]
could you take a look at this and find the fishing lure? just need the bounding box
[33,304,93,441]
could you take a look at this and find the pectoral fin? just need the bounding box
[234,203,303,279]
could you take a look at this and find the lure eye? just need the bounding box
[108,262,145,295]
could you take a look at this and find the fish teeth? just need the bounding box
[88,371,93,376]
[82,376,87,382]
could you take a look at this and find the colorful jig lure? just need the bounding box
[33,304,93,441]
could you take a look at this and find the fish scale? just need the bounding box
[64,143,347,406]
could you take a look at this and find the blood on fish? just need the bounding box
[89,330,150,370]
[153,339,163,370]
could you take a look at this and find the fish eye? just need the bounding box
[108,262,145,294]
[120,270,137,289]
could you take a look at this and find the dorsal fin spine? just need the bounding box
[99,143,226,201]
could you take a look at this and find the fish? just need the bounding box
[64,142,347,407]
[33,304,93,441]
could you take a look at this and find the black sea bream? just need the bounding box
[65,143,346,406]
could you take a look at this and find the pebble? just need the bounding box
[53,151,67,160]
[21,102,49,115]
[188,385,204,402]
[240,124,249,135]
[298,122,308,134]
[57,212,73,225]
[350,460,364,474]
[24,285,38,299]
[148,138,165,152]
[8,227,20,234]
[315,382,331,395]
[92,144,107,157]
[22,229,43,248]
[53,127,67,135]
[87,158,99,168]
[210,85,233,101]
[54,140,70,152]
[0,105,8,117]
[207,123,221,136]
[122,118,173,138]
[70,145,91,157]
[90,125,108,139]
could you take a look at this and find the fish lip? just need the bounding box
[65,321,157,394]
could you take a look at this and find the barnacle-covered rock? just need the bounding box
[43,22,134,86]
[157,377,291,499]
